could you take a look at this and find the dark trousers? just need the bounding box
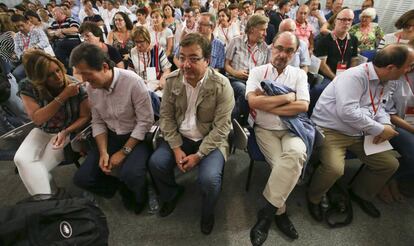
[309,77,331,117]
[390,127,414,181]
[148,138,224,218]
[53,38,81,74]
[230,79,249,125]
[73,130,150,203]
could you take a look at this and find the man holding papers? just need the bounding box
[307,44,414,220]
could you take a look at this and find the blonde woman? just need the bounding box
[14,50,90,195]
[129,26,171,90]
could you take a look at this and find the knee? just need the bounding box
[199,171,222,191]
[319,161,345,178]
[387,157,399,173]
[14,150,29,168]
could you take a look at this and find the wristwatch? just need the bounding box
[196,151,205,160]
[122,146,132,155]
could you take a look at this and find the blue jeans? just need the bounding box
[390,127,414,181]
[230,79,249,125]
[73,130,151,203]
[148,138,224,217]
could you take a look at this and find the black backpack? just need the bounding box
[0,193,109,246]
[323,182,353,228]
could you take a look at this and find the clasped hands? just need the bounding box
[173,148,201,173]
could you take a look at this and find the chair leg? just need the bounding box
[74,160,81,168]
[246,159,254,191]
[348,163,365,186]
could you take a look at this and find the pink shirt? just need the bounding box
[87,68,154,140]
[295,21,313,47]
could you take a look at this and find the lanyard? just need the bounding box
[22,33,31,49]
[333,33,348,63]
[365,64,384,115]
[397,34,401,43]
[247,45,258,66]
[220,26,229,42]
[155,32,159,45]
[263,65,282,81]
[405,73,414,94]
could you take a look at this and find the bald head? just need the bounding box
[273,31,299,50]
[279,19,296,32]
[374,44,414,81]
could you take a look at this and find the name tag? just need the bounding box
[336,62,347,76]
[146,67,157,81]
[248,108,257,128]
[405,106,414,126]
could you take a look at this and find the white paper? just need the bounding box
[363,135,393,156]
[309,55,321,74]
[146,67,157,81]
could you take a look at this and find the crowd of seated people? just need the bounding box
[1,0,414,243]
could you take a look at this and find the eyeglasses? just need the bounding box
[178,56,205,64]
[336,18,353,22]
[272,45,296,55]
[198,22,212,27]
[114,18,124,22]
[134,39,147,44]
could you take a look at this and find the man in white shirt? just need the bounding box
[247,31,309,245]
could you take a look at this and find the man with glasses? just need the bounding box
[225,14,271,125]
[309,8,358,115]
[247,32,309,244]
[179,7,197,40]
[174,12,225,71]
[149,33,234,235]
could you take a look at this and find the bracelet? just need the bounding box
[54,96,64,106]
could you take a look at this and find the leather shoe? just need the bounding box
[250,209,272,246]
[349,189,380,218]
[307,198,323,222]
[200,214,215,235]
[275,213,298,239]
[159,186,185,217]
[119,185,147,214]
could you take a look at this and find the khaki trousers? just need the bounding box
[308,127,399,204]
[255,126,307,214]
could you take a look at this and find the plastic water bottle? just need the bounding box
[147,184,159,214]
[320,194,330,219]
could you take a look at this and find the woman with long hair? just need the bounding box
[107,11,135,67]
[163,3,181,35]
[14,50,90,195]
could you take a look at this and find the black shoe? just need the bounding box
[349,189,380,218]
[275,213,298,240]
[250,209,272,246]
[120,184,147,214]
[200,214,215,235]
[307,198,323,222]
[159,186,185,217]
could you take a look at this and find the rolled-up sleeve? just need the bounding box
[130,81,154,140]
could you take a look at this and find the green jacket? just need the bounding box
[160,68,235,160]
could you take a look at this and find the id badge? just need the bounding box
[336,62,347,76]
[247,108,257,128]
[146,67,157,81]
[404,106,414,126]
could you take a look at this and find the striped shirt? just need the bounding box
[14,27,51,59]
[225,35,271,78]
[129,45,172,80]
[49,17,80,39]
[0,31,16,63]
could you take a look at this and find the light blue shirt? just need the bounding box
[311,62,390,136]
[289,39,311,68]
[384,72,414,118]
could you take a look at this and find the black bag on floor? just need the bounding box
[0,193,109,246]
[324,182,353,228]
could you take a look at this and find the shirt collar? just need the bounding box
[330,31,351,41]
[366,62,379,82]
[107,67,120,93]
